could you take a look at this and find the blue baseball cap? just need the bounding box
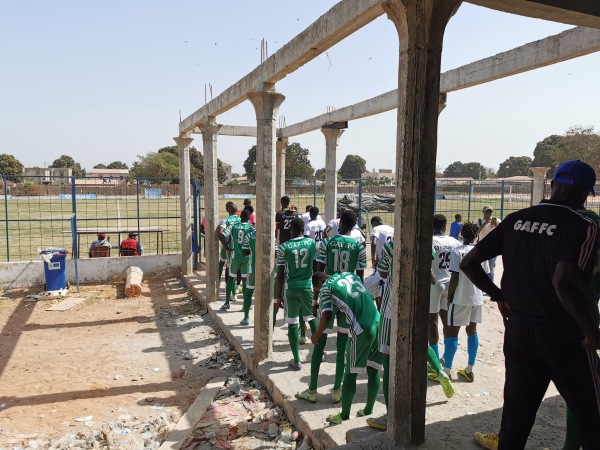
[553,160,596,196]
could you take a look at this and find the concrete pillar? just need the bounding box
[247,88,285,363]
[439,93,447,114]
[530,166,550,205]
[383,0,461,446]
[275,137,288,203]
[174,136,194,276]
[198,120,222,303]
[322,127,344,223]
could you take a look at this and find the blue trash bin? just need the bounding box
[41,249,68,291]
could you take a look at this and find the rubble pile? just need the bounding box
[182,368,312,450]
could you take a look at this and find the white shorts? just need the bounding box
[364,271,384,299]
[430,281,449,313]
[447,304,483,327]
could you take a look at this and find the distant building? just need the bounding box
[361,169,395,181]
[24,167,72,184]
[221,162,232,184]
[76,168,129,187]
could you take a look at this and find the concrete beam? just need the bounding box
[468,0,600,28]
[440,26,600,93]
[229,26,599,139]
[193,125,257,137]
[179,0,384,134]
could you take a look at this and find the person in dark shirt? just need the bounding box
[275,196,298,245]
[462,160,600,450]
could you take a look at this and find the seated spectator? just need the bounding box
[120,232,143,256]
[89,233,111,257]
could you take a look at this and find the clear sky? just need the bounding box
[2,1,599,175]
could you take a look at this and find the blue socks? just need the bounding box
[430,343,440,361]
[467,334,479,366]
[442,337,458,369]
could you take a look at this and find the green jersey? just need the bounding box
[277,237,316,290]
[318,272,380,337]
[223,222,253,260]
[242,227,256,271]
[378,241,394,320]
[579,209,600,322]
[219,215,241,249]
[316,235,367,275]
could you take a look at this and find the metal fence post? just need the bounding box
[3,176,9,262]
[467,181,472,221]
[136,178,141,240]
[192,180,199,271]
[71,176,78,258]
[358,178,363,227]
[313,177,317,206]
[500,180,505,220]
[433,179,437,215]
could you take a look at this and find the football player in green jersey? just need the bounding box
[217,202,241,287]
[296,210,367,404]
[220,209,252,310]
[240,226,256,326]
[309,271,381,424]
[276,218,318,370]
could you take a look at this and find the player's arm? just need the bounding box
[447,271,459,304]
[554,262,600,349]
[276,264,285,309]
[312,288,332,344]
[370,236,377,267]
[316,238,327,272]
[218,229,230,249]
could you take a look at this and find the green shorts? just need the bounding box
[379,315,391,355]
[320,308,349,335]
[346,322,383,374]
[284,287,314,325]
[228,256,248,278]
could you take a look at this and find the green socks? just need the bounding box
[243,288,254,320]
[427,344,444,376]
[341,373,358,420]
[309,335,327,390]
[365,366,380,415]
[225,278,235,303]
[218,261,224,283]
[563,407,582,450]
[382,356,389,411]
[334,333,348,390]
[289,324,300,363]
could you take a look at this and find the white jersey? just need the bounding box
[371,224,394,261]
[431,234,461,284]
[350,225,366,245]
[449,244,489,306]
[304,218,327,258]
[301,212,322,226]
[328,218,340,236]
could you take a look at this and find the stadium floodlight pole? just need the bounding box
[248,85,285,362]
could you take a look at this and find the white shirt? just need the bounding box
[478,216,501,241]
[304,218,327,259]
[449,244,489,306]
[350,225,366,245]
[371,224,394,261]
[431,234,461,284]
[301,212,322,226]
[328,218,340,236]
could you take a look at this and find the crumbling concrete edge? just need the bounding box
[183,273,337,449]
[159,376,227,450]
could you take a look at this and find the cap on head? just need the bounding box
[553,160,596,196]
[482,205,493,213]
[98,233,106,240]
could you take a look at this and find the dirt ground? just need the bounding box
[0,276,239,448]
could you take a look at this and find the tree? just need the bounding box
[243,142,314,182]
[107,161,129,169]
[442,161,488,179]
[93,163,107,169]
[339,155,367,180]
[315,168,326,181]
[50,154,86,177]
[0,154,24,182]
[155,146,227,184]
[532,126,600,178]
[231,172,241,179]
[497,156,532,178]
[130,152,180,179]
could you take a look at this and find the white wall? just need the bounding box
[0,255,181,289]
